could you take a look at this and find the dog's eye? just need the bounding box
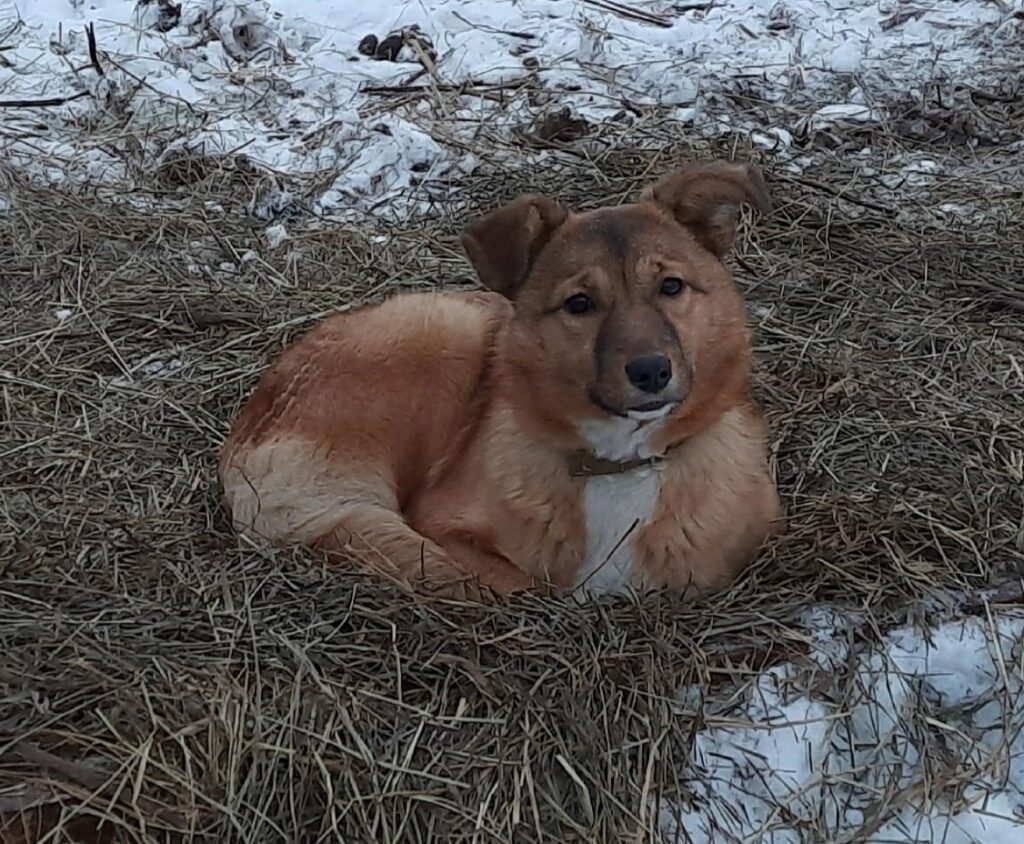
[660,277,687,297]
[563,293,595,315]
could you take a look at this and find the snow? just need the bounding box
[2,0,1022,216]
[661,609,1024,843]
[264,222,287,248]
[104,355,184,389]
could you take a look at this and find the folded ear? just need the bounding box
[641,162,770,257]
[461,194,568,298]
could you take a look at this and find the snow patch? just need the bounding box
[2,0,1019,215]
[661,613,1024,843]
[265,223,288,249]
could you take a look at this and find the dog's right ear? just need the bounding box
[461,195,567,298]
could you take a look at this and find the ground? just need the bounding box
[1,1,1024,842]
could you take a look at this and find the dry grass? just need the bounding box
[1,112,1024,842]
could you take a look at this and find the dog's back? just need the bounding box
[220,290,509,548]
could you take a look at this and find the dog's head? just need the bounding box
[461,161,769,436]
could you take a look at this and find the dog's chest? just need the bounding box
[573,416,666,595]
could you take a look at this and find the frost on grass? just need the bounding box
[661,613,1024,843]
[2,0,1021,214]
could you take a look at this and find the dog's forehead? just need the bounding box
[564,205,670,259]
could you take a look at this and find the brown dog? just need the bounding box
[219,161,784,599]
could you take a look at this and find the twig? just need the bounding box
[0,91,90,108]
[185,307,262,328]
[361,77,532,97]
[451,12,538,40]
[949,278,1024,311]
[583,0,673,27]
[880,8,926,31]
[961,84,1020,104]
[779,174,894,215]
[85,22,104,76]
[101,52,197,115]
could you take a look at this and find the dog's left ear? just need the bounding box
[641,162,770,258]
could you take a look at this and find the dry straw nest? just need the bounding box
[1,115,1023,842]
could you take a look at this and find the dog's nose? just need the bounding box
[625,355,672,394]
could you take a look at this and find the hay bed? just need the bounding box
[2,112,1024,843]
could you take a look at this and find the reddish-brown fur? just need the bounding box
[219,161,784,600]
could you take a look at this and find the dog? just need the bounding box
[219,161,784,600]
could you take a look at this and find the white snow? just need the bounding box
[140,357,182,376]
[264,222,288,248]
[2,0,1021,215]
[661,609,1024,843]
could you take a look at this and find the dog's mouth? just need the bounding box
[625,401,678,422]
[588,389,684,421]
[630,399,672,413]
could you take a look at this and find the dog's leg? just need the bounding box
[313,504,539,600]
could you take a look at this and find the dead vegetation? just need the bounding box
[1,112,1023,842]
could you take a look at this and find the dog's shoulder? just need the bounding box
[308,288,509,343]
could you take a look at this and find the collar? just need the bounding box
[566,450,666,478]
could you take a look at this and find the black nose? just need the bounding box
[625,354,672,394]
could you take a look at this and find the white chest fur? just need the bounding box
[572,412,668,595]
